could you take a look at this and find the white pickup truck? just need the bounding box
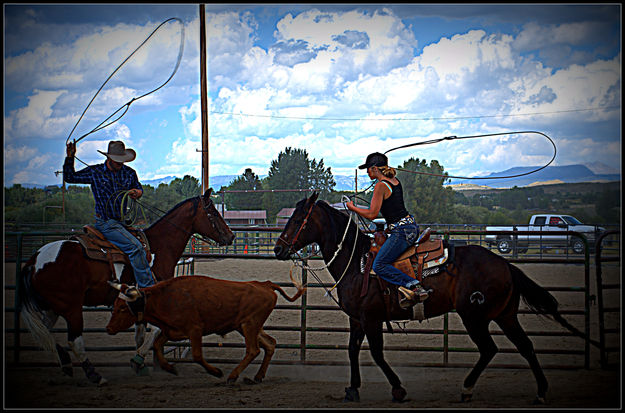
[485,214,604,254]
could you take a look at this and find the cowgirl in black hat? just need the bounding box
[345,152,429,306]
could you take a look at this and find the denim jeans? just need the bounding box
[372,221,421,288]
[95,217,155,288]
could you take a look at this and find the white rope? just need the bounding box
[292,196,361,294]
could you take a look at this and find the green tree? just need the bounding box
[169,175,201,199]
[263,147,335,222]
[223,168,264,210]
[396,158,455,223]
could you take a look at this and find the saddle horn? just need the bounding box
[108,281,122,291]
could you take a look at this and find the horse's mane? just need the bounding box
[147,196,200,230]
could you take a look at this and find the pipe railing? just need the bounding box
[5,229,615,370]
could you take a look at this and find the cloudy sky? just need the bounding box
[3,4,621,188]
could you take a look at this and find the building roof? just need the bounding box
[223,210,267,219]
[277,208,295,218]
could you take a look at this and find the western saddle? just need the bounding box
[368,227,448,283]
[70,225,151,280]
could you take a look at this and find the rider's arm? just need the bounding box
[63,143,93,184]
[127,169,143,199]
[346,182,388,220]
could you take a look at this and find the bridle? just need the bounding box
[195,195,228,245]
[277,200,317,256]
[278,199,361,297]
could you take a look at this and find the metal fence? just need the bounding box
[5,228,619,371]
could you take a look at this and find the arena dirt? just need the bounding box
[4,258,621,409]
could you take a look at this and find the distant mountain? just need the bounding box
[142,176,177,187]
[447,164,621,188]
[583,161,620,175]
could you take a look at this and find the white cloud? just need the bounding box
[4,144,38,166]
[4,6,621,185]
[11,153,57,185]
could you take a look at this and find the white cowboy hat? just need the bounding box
[98,140,136,163]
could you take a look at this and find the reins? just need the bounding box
[286,198,363,300]
[131,195,221,247]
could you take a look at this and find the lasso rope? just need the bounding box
[115,190,148,226]
[384,131,557,180]
[66,17,185,145]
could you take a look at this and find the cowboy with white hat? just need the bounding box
[64,140,155,289]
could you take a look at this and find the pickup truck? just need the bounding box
[485,214,604,254]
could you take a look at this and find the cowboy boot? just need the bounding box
[398,284,429,309]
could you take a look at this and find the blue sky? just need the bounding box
[3,4,621,187]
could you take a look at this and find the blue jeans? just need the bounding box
[95,217,155,288]
[372,222,421,288]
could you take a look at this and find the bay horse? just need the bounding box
[273,192,597,404]
[18,188,234,385]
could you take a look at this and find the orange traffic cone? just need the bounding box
[244,245,248,254]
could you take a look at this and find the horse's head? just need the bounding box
[274,191,320,260]
[193,188,235,246]
[106,281,143,335]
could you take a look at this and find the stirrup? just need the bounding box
[398,285,429,308]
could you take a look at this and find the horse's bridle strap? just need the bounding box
[279,201,316,254]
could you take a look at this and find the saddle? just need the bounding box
[70,225,151,280]
[365,227,449,283]
[360,227,452,326]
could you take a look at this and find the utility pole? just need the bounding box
[199,4,210,193]
[54,170,66,224]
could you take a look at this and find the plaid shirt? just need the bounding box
[63,157,143,221]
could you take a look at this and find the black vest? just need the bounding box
[379,179,409,224]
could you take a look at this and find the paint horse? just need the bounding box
[18,189,234,384]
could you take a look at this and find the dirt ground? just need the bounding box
[4,258,622,409]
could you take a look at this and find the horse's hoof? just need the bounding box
[343,387,360,402]
[81,359,103,384]
[461,393,473,402]
[130,355,149,376]
[97,377,108,386]
[61,366,73,377]
[164,366,178,376]
[392,387,407,402]
[227,377,237,385]
[533,396,546,405]
[243,377,258,385]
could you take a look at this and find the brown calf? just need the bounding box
[106,273,305,383]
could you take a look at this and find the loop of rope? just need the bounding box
[384,131,557,180]
[66,17,185,145]
[115,190,148,227]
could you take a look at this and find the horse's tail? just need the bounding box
[18,264,57,354]
[509,263,601,348]
[269,270,307,303]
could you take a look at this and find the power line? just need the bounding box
[210,105,620,122]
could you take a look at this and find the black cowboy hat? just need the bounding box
[358,152,388,169]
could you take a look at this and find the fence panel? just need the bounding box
[5,229,613,371]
